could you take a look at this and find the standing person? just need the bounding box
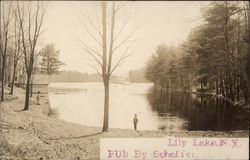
[36,91,40,105]
[133,114,138,130]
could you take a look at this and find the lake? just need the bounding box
[48,82,249,131]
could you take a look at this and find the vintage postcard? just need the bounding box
[0,1,249,160]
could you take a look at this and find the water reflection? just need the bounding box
[48,83,249,131]
[146,87,249,131]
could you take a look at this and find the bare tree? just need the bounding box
[0,1,12,101]
[9,5,22,95]
[17,1,46,110]
[79,1,136,132]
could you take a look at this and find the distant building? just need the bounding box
[30,74,49,94]
[15,72,49,94]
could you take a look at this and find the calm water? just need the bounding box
[48,82,249,131]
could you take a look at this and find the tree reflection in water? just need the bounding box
[146,87,249,131]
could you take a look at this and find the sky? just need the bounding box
[40,1,209,75]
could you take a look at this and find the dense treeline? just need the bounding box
[145,1,250,105]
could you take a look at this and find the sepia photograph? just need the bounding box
[0,1,249,160]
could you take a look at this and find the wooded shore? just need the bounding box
[0,87,249,160]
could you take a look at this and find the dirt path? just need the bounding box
[0,88,248,160]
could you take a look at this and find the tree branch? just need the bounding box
[81,11,103,38]
[85,62,102,77]
[227,8,250,18]
[115,2,127,13]
[113,17,129,42]
[109,48,134,77]
[107,1,116,75]
[78,39,103,59]
[112,23,140,53]
[79,45,102,67]
[79,18,102,47]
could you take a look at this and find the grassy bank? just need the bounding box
[0,87,249,160]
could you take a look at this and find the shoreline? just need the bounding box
[0,87,249,160]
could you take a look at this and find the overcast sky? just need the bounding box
[40,1,209,75]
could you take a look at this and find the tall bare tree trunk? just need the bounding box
[80,1,134,132]
[10,10,21,95]
[102,1,108,132]
[1,56,5,101]
[24,73,31,110]
[10,62,18,95]
[102,79,109,132]
[30,75,34,97]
